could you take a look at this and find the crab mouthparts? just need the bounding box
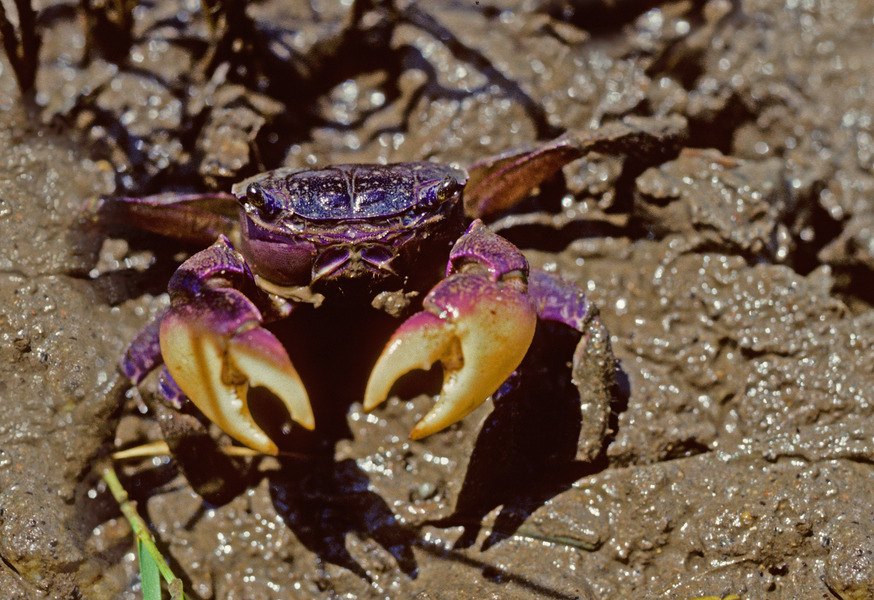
[311,243,397,281]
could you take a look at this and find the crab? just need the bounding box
[96,129,640,458]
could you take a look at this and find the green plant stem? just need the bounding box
[102,465,186,600]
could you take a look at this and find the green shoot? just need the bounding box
[102,466,186,600]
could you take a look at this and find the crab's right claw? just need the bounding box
[159,289,314,455]
[363,272,537,439]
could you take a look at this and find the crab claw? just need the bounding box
[363,271,537,439]
[159,288,315,455]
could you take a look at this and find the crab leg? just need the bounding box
[91,191,239,246]
[464,115,689,218]
[363,221,537,439]
[158,236,314,455]
[121,310,167,386]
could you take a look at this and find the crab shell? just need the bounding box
[232,163,468,298]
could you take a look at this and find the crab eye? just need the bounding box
[435,175,461,202]
[246,184,281,218]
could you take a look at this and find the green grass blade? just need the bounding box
[138,538,162,600]
[102,465,186,600]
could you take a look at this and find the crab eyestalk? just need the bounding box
[363,223,537,439]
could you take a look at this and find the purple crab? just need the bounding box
[98,138,617,457]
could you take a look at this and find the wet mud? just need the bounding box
[1,0,873,598]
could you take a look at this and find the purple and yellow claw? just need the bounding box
[363,272,537,439]
[159,290,314,455]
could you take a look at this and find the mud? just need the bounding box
[1,0,873,598]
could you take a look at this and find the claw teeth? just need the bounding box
[228,328,315,431]
[363,312,452,413]
[364,273,537,439]
[160,309,313,455]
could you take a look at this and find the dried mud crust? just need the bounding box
[1,0,874,599]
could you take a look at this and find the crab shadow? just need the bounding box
[431,320,625,550]
[260,304,421,579]
[268,457,419,581]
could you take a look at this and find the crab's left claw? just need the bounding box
[363,271,537,439]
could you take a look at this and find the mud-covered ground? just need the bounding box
[2,0,874,598]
